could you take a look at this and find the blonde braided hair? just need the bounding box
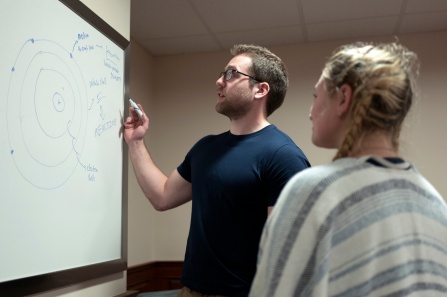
[321,42,419,160]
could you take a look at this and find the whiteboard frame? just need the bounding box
[0,0,129,295]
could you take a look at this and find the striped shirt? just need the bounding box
[250,156,447,297]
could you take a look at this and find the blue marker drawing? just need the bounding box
[6,38,89,189]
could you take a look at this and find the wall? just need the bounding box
[127,39,157,265]
[28,0,130,296]
[128,31,447,265]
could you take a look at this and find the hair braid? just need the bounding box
[322,42,419,160]
[334,86,372,159]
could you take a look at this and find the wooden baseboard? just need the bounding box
[127,261,183,293]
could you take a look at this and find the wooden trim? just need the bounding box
[127,261,183,293]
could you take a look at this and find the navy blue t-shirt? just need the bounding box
[177,125,310,297]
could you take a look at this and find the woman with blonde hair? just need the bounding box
[250,42,447,296]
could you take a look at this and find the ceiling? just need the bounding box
[131,0,447,56]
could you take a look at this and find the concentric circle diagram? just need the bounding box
[7,39,88,189]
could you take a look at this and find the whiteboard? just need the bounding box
[0,0,129,295]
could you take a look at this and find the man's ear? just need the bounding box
[337,83,352,116]
[254,82,270,99]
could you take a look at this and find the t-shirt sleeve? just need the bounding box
[265,144,311,206]
[177,151,192,183]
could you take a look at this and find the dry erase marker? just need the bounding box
[129,98,143,120]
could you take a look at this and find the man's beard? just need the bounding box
[216,98,252,120]
[216,89,252,120]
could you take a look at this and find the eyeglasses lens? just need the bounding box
[219,69,234,81]
[225,70,233,80]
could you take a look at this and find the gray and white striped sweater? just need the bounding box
[250,156,447,297]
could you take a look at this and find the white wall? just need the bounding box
[29,1,130,296]
[127,39,157,264]
[128,31,447,266]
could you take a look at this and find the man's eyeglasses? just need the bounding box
[219,69,260,82]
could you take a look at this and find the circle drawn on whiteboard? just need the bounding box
[53,92,65,113]
[7,38,88,190]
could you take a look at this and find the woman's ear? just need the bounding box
[337,83,352,116]
[254,82,270,99]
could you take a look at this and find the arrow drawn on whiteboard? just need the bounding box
[72,40,78,52]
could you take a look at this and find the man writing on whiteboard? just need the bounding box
[124,44,310,297]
